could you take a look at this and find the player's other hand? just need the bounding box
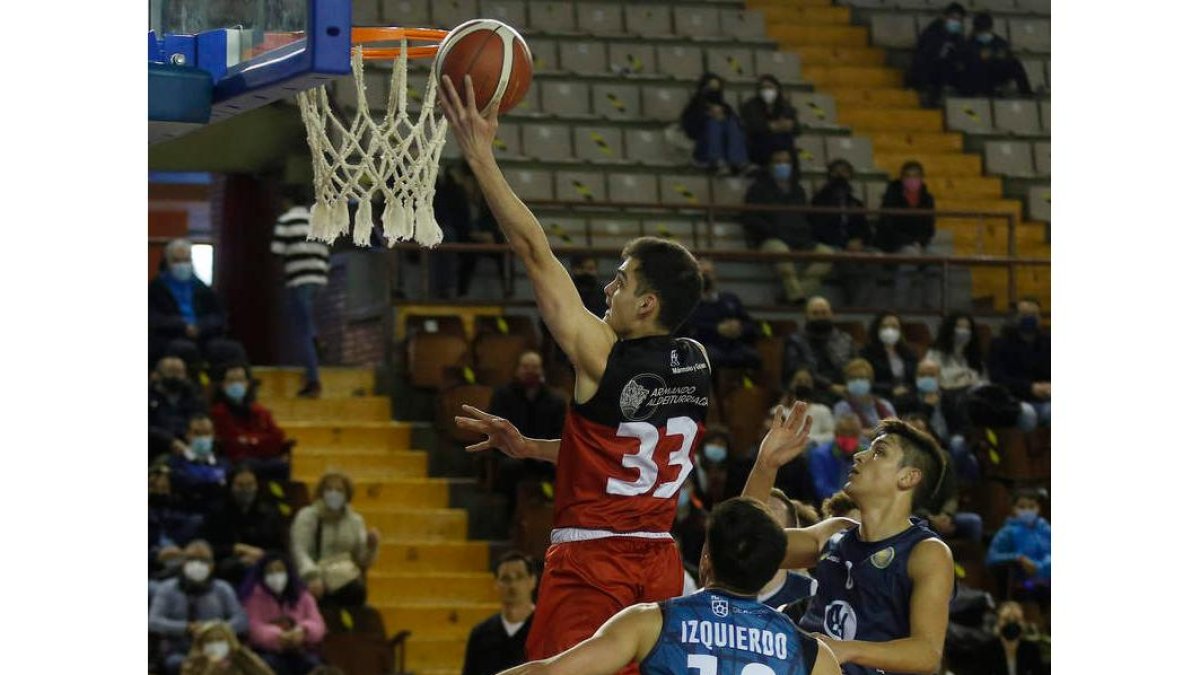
[455,405,532,459]
[758,401,813,469]
[437,74,499,164]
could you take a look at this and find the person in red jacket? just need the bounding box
[210,364,293,482]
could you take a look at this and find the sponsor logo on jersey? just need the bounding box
[870,546,896,569]
[824,600,858,640]
[619,373,665,421]
[711,596,729,618]
[670,350,680,368]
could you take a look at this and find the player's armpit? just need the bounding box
[780,518,858,569]
[500,604,662,675]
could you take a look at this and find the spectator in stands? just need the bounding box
[783,367,835,445]
[291,472,380,608]
[810,158,874,306]
[820,490,860,521]
[151,355,209,460]
[168,413,231,517]
[783,296,857,404]
[150,238,244,372]
[150,539,249,675]
[987,489,1051,599]
[271,188,328,399]
[926,311,987,392]
[807,413,864,502]
[861,312,919,404]
[902,412,983,544]
[240,553,327,675]
[878,161,939,309]
[757,489,817,610]
[743,145,834,305]
[694,426,732,508]
[672,474,709,569]
[150,462,204,581]
[988,298,1051,430]
[739,74,801,168]
[908,2,968,108]
[681,72,750,174]
[833,358,898,430]
[683,258,761,368]
[180,620,274,675]
[202,465,288,586]
[461,552,538,675]
[977,601,1046,675]
[433,160,505,298]
[210,363,293,482]
[570,255,607,319]
[489,350,566,504]
[962,13,1034,97]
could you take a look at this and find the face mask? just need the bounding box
[1019,315,1039,333]
[1016,508,1038,525]
[902,177,923,192]
[224,382,247,403]
[759,88,778,105]
[264,571,289,595]
[677,487,692,510]
[232,488,256,508]
[976,32,994,44]
[879,327,901,346]
[170,262,193,282]
[807,318,833,335]
[183,560,211,583]
[190,436,214,457]
[916,376,939,394]
[953,327,972,348]
[703,87,722,102]
[771,163,792,182]
[324,490,347,511]
[945,18,963,33]
[574,273,597,287]
[202,641,231,661]
[518,372,542,388]
[847,378,871,398]
[1000,621,1022,641]
[160,377,188,394]
[703,444,727,463]
[835,435,860,455]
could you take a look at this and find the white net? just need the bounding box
[297,43,448,247]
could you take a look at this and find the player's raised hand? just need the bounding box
[437,74,500,163]
[757,401,813,470]
[455,405,532,458]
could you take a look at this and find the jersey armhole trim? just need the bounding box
[677,337,712,373]
[798,630,820,674]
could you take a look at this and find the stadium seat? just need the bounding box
[659,174,711,206]
[507,168,554,201]
[646,219,700,246]
[824,136,876,173]
[589,218,641,250]
[793,92,839,129]
[712,176,751,207]
[439,383,495,440]
[642,84,693,122]
[606,173,660,204]
[576,2,624,35]
[719,9,767,42]
[761,319,799,339]
[513,80,542,115]
[1014,0,1050,13]
[708,47,757,82]
[540,216,587,244]
[1008,19,1050,52]
[834,320,867,348]
[406,315,466,338]
[1033,141,1050,176]
[1027,185,1050,222]
[673,6,721,39]
[574,125,625,162]
[407,333,469,389]
[520,124,573,162]
[895,0,934,8]
[988,16,1011,42]
[984,141,1035,178]
[491,123,522,159]
[992,99,1041,136]
[526,37,559,72]
[282,481,311,517]
[527,0,575,32]
[755,336,786,389]
[623,128,673,166]
[608,42,657,76]
[945,98,995,134]
[334,69,388,112]
[556,170,607,202]
[1038,100,1050,133]
[559,41,608,75]
[1021,58,1046,92]
[541,80,592,117]
[754,50,803,84]
[870,14,919,49]
[655,45,706,82]
[430,0,479,29]
[353,0,380,23]
[901,321,933,357]
[479,0,527,27]
[512,480,556,562]
[322,632,396,675]
[721,384,775,452]
[862,180,889,210]
[591,82,642,120]
[970,0,1016,11]
[795,135,828,169]
[473,334,533,386]
[623,4,672,38]
[382,0,431,26]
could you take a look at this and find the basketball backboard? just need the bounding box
[148,0,352,144]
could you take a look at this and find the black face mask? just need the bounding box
[1000,622,1022,641]
[703,89,722,103]
[159,377,188,395]
[574,273,597,287]
[807,319,833,336]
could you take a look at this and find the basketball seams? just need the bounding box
[434,19,531,116]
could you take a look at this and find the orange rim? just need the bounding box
[351,27,448,60]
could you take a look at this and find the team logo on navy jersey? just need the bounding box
[619,373,665,421]
[711,596,729,618]
[870,547,896,569]
[824,600,858,640]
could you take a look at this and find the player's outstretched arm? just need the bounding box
[817,538,954,673]
[454,405,560,464]
[496,604,662,675]
[742,402,812,503]
[438,76,615,381]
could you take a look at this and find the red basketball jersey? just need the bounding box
[553,335,712,534]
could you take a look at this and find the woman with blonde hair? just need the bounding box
[180,621,273,675]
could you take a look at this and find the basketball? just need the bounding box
[433,19,533,115]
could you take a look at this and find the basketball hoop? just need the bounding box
[297,27,449,247]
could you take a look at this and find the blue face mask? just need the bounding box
[945,18,963,33]
[771,163,792,182]
[224,382,248,402]
[170,262,193,282]
[190,436,214,457]
[916,376,939,394]
[1016,508,1038,525]
[703,444,728,463]
[847,378,871,398]
[1019,315,1039,333]
[975,32,994,44]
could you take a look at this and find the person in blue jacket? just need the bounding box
[986,488,1051,600]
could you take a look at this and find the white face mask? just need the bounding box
[183,560,211,583]
[760,88,778,105]
[203,640,231,661]
[264,571,289,594]
[953,327,972,349]
[879,327,901,346]
[323,490,347,511]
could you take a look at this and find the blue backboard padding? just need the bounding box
[148,63,213,124]
[148,31,165,63]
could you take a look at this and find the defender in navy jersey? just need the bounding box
[744,411,955,675]
[497,498,840,675]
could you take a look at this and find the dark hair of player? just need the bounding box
[871,419,949,512]
[620,237,702,333]
[705,497,788,595]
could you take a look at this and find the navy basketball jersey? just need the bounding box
[798,519,944,675]
[641,589,818,675]
[758,571,817,611]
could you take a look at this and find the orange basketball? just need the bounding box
[433,19,533,115]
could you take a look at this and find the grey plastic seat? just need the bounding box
[540,216,587,245]
[1014,0,1051,15]
[592,83,642,120]
[512,80,541,115]
[862,181,889,211]
[623,4,672,38]
[527,1,575,33]
[984,141,1035,178]
[754,51,802,84]
[1027,185,1050,222]
[1033,141,1049,176]
[1021,58,1046,92]
[712,176,751,207]
[382,0,431,26]
[526,38,559,72]
[793,93,839,129]
[825,137,875,173]
[608,43,657,77]
[944,97,994,134]
[894,0,933,8]
[576,3,624,35]
[520,124,573,161]
[673,6,721,39]
[871,15,918,49]
[335,69,389,112]
[1038,100,1050,133]
[353,0,381,23]
[541,80,592,117]
[491,123,523,159]
[642,84,692,122]
[508,168,554,201]
[589,218,640,250]
[708,47,757,82]
[993,99,1041,136]
[970,0,1015,11]
[607,173,660,204]
[1008,19,1050,52]
[659,175,712,206]
[430,0,479,29]
[645,219,701,248]
[574,125,624,162]
[559,41,608,75]
[719,9,767,41]
[556,170,607,203]
[479,0,527,28]
[623,128,672,165]
[795,136,828,169]
[656,45,706,81]
[989,17,1011,42]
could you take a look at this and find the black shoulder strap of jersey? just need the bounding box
[798,630,819,674]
